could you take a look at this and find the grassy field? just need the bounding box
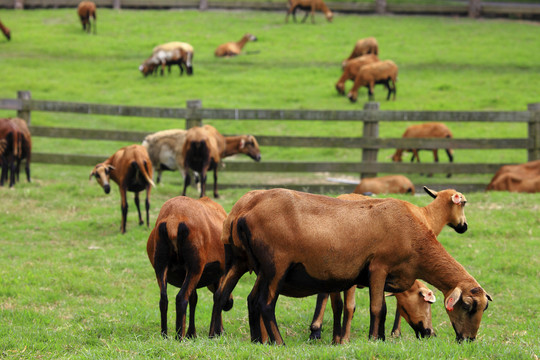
[0,8,539,359]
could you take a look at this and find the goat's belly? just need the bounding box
[281,262,356,297]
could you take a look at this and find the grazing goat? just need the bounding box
[146,196,233,339]
[214,34,257,57]
[210,187,468,342]
[182,125,261,198]
[0,118,23,187]
[9,118,31,183]
[210,187,490,344]
[77,1,96,34]
[335,54,379,96]
[309,280,435,343]
[285,0,333,23]
[347,60,398,103]
[391,122,454,178]
[142,129,187,184]
[486,160,540,193]
[140,42,194,77]
[342,37,379,67]
[90,144,154,234]
[0,19,11,41]
[353,174,415,195]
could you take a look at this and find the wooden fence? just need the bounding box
[1,91,539,193]
[1,0,540,19]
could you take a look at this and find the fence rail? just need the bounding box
[1,0,539,19]
[2,91,539,193]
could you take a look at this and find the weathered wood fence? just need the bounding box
[2,0,540,19]
[1,91,539,193]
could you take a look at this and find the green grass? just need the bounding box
[0,9,539,359]
[0,164,539,359]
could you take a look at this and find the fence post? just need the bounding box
[468,0,482,17]
[17,90,31,125]
[361,102,380,179]
[528,103,540,161]
[14,0,23,9]
[375,0,387,14]
[113,0,121,10]
[186,99,202,129]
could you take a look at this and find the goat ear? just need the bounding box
[89,172,95,180]
[385,293,396,297]
[107,165,115,171]
[239,139,245,149]
[424,186,438,199]
[420,288,436,303]
[452,193,462,205]
[486,293,493,302]
[445,287,462,311]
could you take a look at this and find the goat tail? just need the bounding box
[137,158,155,187]
[236,217,259,273]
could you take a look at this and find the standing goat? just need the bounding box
[336,54,379,96]
[90,144,154,234]
[77,1,96,34]
[214,34,257,57]
[182,125,261,198]
[140,42,194,77]
[147,196,233,339]
[0,118,23,187]
[9,118,31,183]
[347,59,398,102]
[0,19,11,41]
[285,0,333,23]
[391,122,454,178]
[142,129,187,184]
[210,187,490,344]
[342,37,379,67]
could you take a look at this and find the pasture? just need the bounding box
[0,7,539,360]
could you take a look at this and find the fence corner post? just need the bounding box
[186,99,202,129]
[527,103,540,161]
[17,90,31,125]
[361,102,380,179]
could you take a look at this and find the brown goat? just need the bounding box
[347,60,398,103]
[9,118,32,183]
[335,54,379,96]
[285,0,333,23]
[0,19,11,41]
[309,187,466,343]
[182,125,261,198]
[211,187,490,344]
[353,174,415,195]
[146,196,233,339]
[0,118,23,187]
[77,1,96,34]
[214,34,257,57]
[90,144,154,234]
[139,42,194,77]
[310,279,435,342]
[342,37,379,67]
[391,122,454,178]
[486,160,540,193]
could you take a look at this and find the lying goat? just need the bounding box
[90,144,154,234]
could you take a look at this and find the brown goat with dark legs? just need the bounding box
[336,54,379,96]
[347,60,398,103]
[147,196,233,340]
[486,159,540,193]
[0,118,23,187]
[342,37,379,67]
[182,125,261,198]
[77,1,96,34]
[9,118,32,183]
[211,187,490,345]
[391,122,454,178]
[285,0,333,23]
[214,34,257,57]
[90,144,154,234]
[0,19,11,41]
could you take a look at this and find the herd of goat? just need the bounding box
[1,0,539,347]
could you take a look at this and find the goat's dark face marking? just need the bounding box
[240,136,261,162]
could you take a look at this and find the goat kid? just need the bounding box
[90,144,154,234]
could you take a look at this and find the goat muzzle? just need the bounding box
[451,222,468,234]
[103,184,111,194]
